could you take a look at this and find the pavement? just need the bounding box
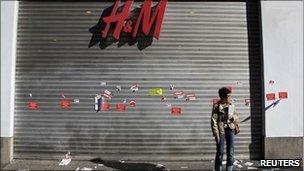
[1,159,303,171]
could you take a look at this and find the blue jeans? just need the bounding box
[215,127,235,171]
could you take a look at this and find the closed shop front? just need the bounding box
[15,1,263,161]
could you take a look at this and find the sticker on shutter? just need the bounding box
[173,91,184,99]
[60,99,71,109]
[149,88,163,96]
[116,103,126,112]
[27,101,39,110]
[102,101,110,111]
[171,107,182,115]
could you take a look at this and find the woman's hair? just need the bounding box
[218,87,231,99]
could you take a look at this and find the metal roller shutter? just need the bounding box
[15,1,263,161]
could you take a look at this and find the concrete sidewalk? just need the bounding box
[1,159,303,171]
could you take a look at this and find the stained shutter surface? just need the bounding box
[15,1,262,160]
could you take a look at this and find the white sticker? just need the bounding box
[236,164,243,168]
[173,91,184,99]
[116,85,122,91]
[95,94,101,111]
[59,152,72,166]
[74,99,80,103]
[186,93,196,101]
[130,83,139,92]
[156,164,164,167]
[170,84,174,90]
[61,92,66,99]
[100,81,107,86]
[59,158,71,166]
[103,90,113,99]
[247,167,257,170]
[233,161,239,165]
[244,162,254,166]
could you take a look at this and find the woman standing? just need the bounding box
[211,87,240,171]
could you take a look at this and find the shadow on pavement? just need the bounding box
[91,158,166,171]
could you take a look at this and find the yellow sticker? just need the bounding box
[149,88,163,96]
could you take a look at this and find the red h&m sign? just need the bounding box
[102,0,167,40]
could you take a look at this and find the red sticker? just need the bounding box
[171,107,182,115]
[60,99,71,109]
[116,103,126,112]
[28,101,39,110]
[212,98,220,105]
[101,102,110,111]
[266,93,276,101]
[279,92,288,99]
[129,100,136,107]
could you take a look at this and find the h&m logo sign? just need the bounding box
[89,0,168,50]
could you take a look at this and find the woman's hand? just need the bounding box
[227,114,234,123]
